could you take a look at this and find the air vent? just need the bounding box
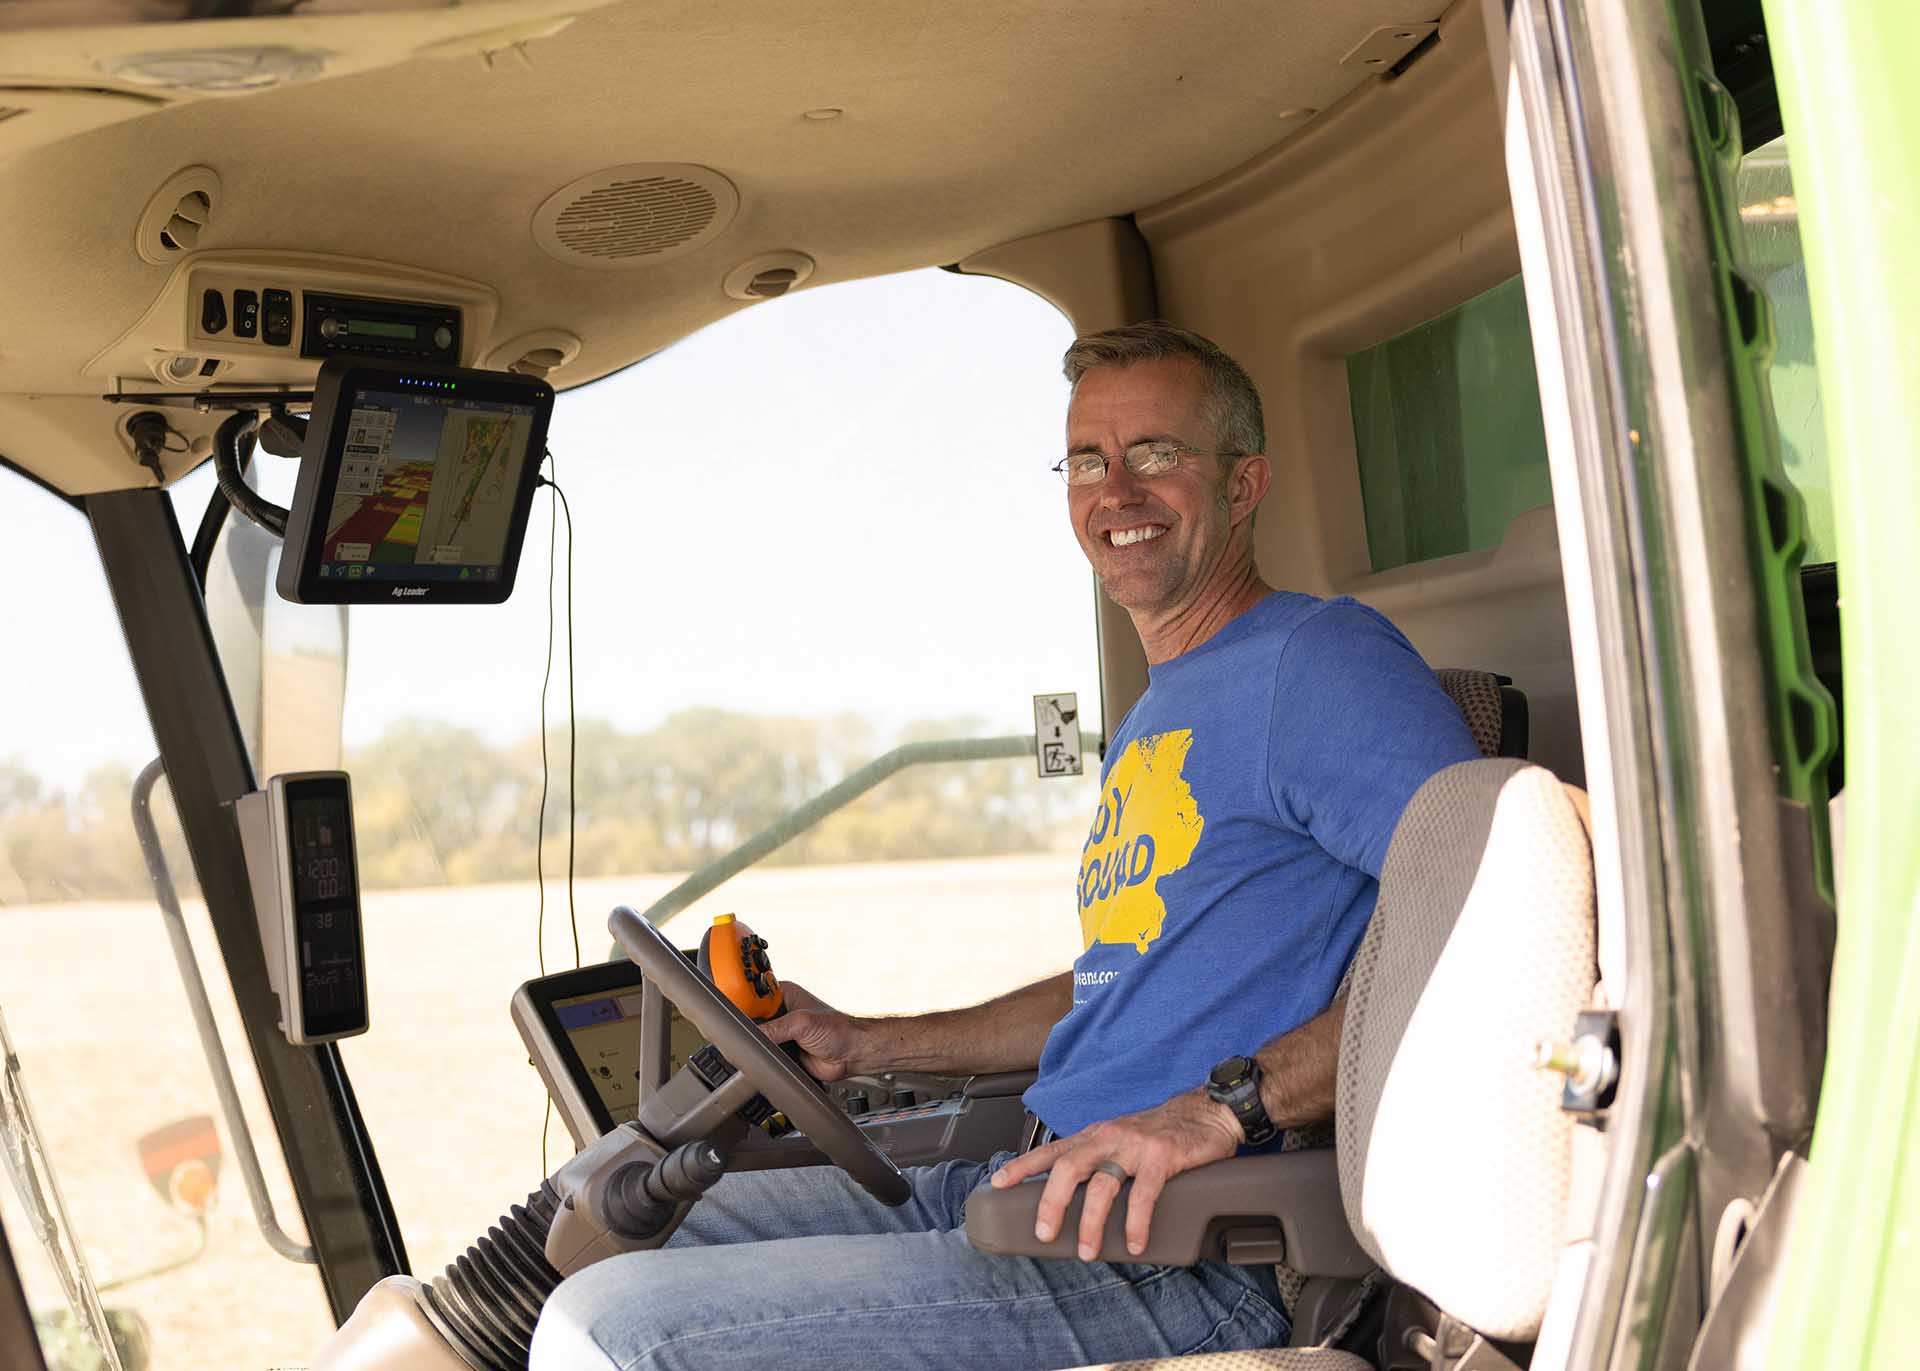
[484,329,582,379]
[723,251,816,302]
[136,166,221,266]
[532,164,738,270]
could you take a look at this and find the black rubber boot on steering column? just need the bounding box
[421,1183,563,1371]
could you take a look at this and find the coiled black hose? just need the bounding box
[212,410,289,537]
[422,1184,564,1371]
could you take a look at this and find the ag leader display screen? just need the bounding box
[282,775,366,1040]
[277,359,554,604]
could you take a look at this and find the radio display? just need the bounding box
[347,319,417,341]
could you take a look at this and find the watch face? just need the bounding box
[1210,1055,1253,1088]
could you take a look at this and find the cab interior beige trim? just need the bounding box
[2,0,1441,495]
[1133,3,1581,782]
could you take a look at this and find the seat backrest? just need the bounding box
[1335,758,1595,1341]
[1434,668,1529,760]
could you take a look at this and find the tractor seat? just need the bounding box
[969,758,1597,1370]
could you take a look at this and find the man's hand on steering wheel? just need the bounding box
[759,981,866,1082]
[613,907,910,1203]
[989,1089,1244,1260]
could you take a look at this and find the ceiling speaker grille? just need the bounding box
[557,177,715,258]
[533,164,738,270]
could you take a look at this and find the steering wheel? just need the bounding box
[609,905,911,1205]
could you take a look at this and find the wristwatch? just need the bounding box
[1206,1055,1278,1146]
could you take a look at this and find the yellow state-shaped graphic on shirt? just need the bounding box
[1077,729,1206,953]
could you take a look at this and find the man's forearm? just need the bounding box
[1247,997,1344,1131]
[849,972,1071,1077]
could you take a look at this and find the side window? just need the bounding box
[1347,277,1554,572]
[335,268,1099,1273]
[1737,133,1835,564]
[0,477,334,1371]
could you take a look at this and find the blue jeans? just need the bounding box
[530,1152,1289,1370]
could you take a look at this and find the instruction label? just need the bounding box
[1032,692,1084,778]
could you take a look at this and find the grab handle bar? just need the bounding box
[131,758,317,1266]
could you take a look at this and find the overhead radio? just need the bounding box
[299,291,462,364]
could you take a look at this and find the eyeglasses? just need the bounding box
[1051,441,1238,487]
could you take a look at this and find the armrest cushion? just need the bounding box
[964,1149,1371,1276]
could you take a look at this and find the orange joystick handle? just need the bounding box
[697,914,786,1023]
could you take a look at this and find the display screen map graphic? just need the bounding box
[318,386,536,584]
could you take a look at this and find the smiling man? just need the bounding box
[532,322,1479,1370]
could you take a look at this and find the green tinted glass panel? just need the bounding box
[1737,135,1836,564]
[1348,276,1553,572]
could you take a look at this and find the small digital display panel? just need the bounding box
[552,989,648,1127]
[550,988,706,1129]
[518,960,710,1137]
[278,360,554,605]
[283,779,365,1040]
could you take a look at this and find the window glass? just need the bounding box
[0,475,333,1370]
[334,268,1098,1274]
[1348,276,1554,572]
[1737,133,1835,564]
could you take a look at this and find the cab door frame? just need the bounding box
[1490,0,1837,1364]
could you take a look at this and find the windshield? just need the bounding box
[1,264,1105,1358]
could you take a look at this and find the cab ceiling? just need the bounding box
[0,0,1438,492]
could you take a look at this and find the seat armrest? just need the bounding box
[964,1149,1372,1276]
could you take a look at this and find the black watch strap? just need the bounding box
[1206,1054,1278,1146]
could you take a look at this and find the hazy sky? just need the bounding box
[3,268,1106,790]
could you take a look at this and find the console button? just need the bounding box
[890,1088,915,1108]
[200,289,227,335]
[844,1091,869,1116]
[232,289,259,338]
[262,289,294,346]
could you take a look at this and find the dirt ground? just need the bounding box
[0,853,1081,1370]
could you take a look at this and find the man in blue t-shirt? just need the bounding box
[532,324,1480,1370]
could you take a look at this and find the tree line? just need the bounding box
[0,711,1086,904]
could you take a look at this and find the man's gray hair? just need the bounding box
[1062,321,1266,457]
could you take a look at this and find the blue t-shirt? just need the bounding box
[1021,592,1481,1138]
